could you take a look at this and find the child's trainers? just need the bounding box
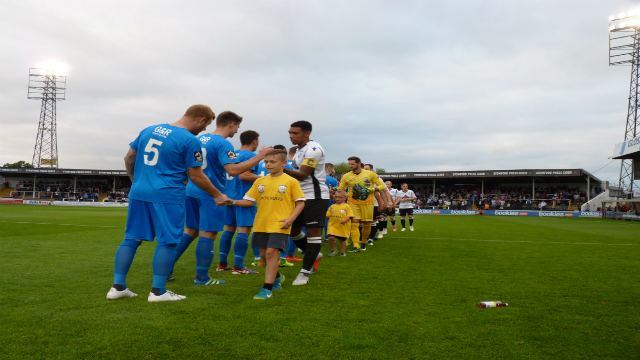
[273,274,285,290]
[253,287,273,300]
[340,252,346,257]
[328,249,337,257]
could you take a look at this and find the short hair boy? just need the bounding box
[232,149,306,299]
[326,190,354,257]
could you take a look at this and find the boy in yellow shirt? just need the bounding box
[232,149,305,300]
[326,190,354,257]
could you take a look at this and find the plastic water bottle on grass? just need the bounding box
[477,301,508,308]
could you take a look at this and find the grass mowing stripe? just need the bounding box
[392,236,637,246]
[0,220,120,228]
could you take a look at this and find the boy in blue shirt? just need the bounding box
[106,105,232,302]
[219,130,262,274]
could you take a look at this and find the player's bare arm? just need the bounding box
[374,191,384,211]
[279,200,305,229]
[384,188,394,211]
[187,166,233,206]
[224,146,273,177]
[239,172,261,182]
[124,148,137,182]
[283,165,314,181]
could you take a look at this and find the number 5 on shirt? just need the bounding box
[144,139,163,166]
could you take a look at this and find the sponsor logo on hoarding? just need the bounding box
[580,211,602,217]
[520,212,528,216]
[23,200,50,205]
[433,210,441,214]
[451,210,479,215]
[495,211,521,216]
[539,212,574,217]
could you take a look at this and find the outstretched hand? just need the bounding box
[258,146,275,158]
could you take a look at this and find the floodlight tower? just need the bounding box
[28,64,68,168]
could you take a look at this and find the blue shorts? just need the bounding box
[185,196,225,232]
[125,199,185,244]
[224,205,257,227]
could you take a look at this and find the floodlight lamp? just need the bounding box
[610,15,615,21]
[36,62,69,76]
[619,12,626,19]
[610,25,616,31]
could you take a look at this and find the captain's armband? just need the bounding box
[302,158,318,168]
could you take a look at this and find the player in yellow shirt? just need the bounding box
[232,149,305,300]
[326,190,354,257]
[338,156,388,252]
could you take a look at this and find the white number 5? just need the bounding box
[144,139,163,166]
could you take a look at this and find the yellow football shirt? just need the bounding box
[338,169,386,205]
[325,203,354,238]
[244,174,306,235]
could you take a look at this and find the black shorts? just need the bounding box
[293,199,330,228]
[385,208,396,217]
[399,208,414,216]
[251,232,289,251]
[373,206,382,220]
[329,236,347,241]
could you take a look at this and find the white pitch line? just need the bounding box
[0,220,120,228]
[392,236,637,246]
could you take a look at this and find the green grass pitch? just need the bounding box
[0,205,639,359]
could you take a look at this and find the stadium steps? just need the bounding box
[99,192,108,202]
[0,187,14,197]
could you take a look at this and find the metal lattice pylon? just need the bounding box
[609,18,640,193]
[28,68,66,168]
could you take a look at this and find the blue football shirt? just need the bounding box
[226,149,259,201]
[128,124,203,205]
[186,134,239,199]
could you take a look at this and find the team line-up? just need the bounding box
[106,104,418,301]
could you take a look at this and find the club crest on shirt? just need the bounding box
[340,209,346,215]
[227,151,238,160]
[330,208,334,213]
[278,185,287,194]
[258,185,265,193]
[194,151,202,163]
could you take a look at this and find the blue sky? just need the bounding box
[0,0,637,185]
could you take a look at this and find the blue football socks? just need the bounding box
[174,233,195,263]
[218,231,234,266]
[195,237,215,281]
[233,233,249,268]
[151,243,177,296]
[113,239,141,289]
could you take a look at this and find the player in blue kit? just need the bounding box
[173,111,272,285]
[106,105,232,302]
[219,130,262,275]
